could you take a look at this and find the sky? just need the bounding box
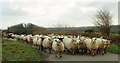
[0,0,119,29]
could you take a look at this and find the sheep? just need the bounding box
[78,36,87,54]
[7,33,13,39]
[63,36,79,55]
[33,34,41,48]
[14,34,20,41]
[95,38,111,55]
[26,35,33,44]
[36,36,45,51]
[36,38,43,51]
[42,37,53,53]
[85,38,98,56]
[11,34,16,39]
[52,39,64,58]
[33,36,39,48]
[23,36,27,42]
[103,39,110,54]
[19,35,25,41]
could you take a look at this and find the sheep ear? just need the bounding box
[55,40,57,42]
[95,38,97,41]
[48,38,51,40]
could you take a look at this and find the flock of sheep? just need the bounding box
[7,33,111,58]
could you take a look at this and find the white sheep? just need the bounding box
[78,36,87,54]
[14,34,20,41]
[95,38,110,55]
[33,36,39,48]
[85,38,98,56]
[52,39,64,58]
[26,35,33,44]
[23,36,27,42]
[42,37,53,53]
[36,38,43,51]
[63,36,79,55]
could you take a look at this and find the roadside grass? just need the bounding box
[107,43,120,54]
[2,39,42,61]
[3,36,7,38]
[0,42,2,63]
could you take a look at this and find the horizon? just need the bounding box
[1,22,119,30]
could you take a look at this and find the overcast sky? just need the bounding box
[0,0,119,29]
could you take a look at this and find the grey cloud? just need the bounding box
[56,2,117,26]
[1,2,27,16]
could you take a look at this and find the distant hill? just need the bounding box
[46,25,119,34]
[3,23,119,34]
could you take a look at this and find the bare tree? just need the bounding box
[52,22,70,34]
[93,9,112,37]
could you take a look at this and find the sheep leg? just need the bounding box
[34,44,36,48]
[97,48,100,54]
[43,47,46,53]
[79,49,81,53]
[78,48,82,53]
[91,50,95,56]
[59,51,62,58]
[40,45,43,52]
[38,46,41,50]
[72,50,75,55]
[48,48,51,54]
[85,47,87,53]
[35,44,37,49]
[58,52,62,58]
[67,50,70,54]
[100,49,104,55]
[55,51,57,57]
[104,48,107,54]
[88,49,91,55]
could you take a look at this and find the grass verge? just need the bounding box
[106,43,120,54]
[2,39,42,61]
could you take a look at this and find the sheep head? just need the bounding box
[48,38,53,44]
[54,39,61,46]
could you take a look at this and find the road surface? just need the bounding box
[41,51,118,61]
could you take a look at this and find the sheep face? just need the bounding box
[72,40,79,45]
[48,38,53,44]
[79,39,85,44]
[92,38,97,43]
[55,40,61,46]
[104,40,111,48]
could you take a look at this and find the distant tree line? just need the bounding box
[7,23,47,35]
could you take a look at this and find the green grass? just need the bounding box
[2,39,42,61]
[106,44,120,54]
[0,42,2,63]
[3,36,7,38]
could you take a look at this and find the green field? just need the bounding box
[106,44,120,54]
[2,39,42,61]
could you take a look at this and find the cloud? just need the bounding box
[0,0,118,29]
[80,7,98,13]
[1,2,27,16]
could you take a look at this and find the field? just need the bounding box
[2,39,42,61]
